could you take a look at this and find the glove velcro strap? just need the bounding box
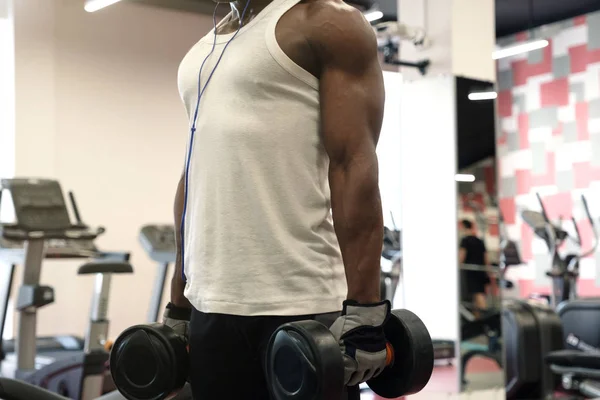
[342,326,388,354]
[341,300,391,327]
[164,302,192,320]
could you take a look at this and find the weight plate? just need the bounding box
[266,320,344,400]
[110,323,188,400]
[367,309,434,398]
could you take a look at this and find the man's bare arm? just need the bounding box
[171,173,192,308]
[311,3,385,303]
[459,248,467,265]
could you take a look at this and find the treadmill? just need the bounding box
[139,224,176,323]
[0,182,129,360]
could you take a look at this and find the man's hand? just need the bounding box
[163,302,191,339]
[329,300,391,386]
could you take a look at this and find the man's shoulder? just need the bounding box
[302,0,359,17]
[300,0,376,53]
[461,235,479,244]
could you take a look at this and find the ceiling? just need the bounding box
[495,0,600,37]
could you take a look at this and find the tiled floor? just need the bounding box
[361,355,505,400]
[361,389,505,400]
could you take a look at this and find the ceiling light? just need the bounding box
[468,91,497,101]
[492,39,549,60]
[365,10,384,23]
[84,0,123,12]
[455,174,476,182]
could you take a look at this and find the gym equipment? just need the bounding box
[459,263,503,387]
[265,309,434,400]
[503,299,563,399]
[109,322,189,400]
[558,299,600,352]
[381,226,401,303]
[0,187,129,359]
[138,225,176,323]
[542,299,600,398]
[546,350,600,398]
[0,178,133,399]
[521,193,597,308]
[109,309,433,400]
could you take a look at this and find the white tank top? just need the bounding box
[177,0,346,316]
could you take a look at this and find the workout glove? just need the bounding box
[163,302,191,340]
[329,300,391,386]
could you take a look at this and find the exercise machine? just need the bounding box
[381,225,401,303]
[504,194,600,399]
[521,193,597,308]
[0,188,129,360]
[459,263,503,387]
[0,178,133,399]
[139,224,176,323]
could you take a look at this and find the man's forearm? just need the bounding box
[331,163,383,304]
[171,174,191,308]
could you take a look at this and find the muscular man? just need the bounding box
[166,0,386,398]
[459,219,491,314]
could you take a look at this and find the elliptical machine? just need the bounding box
[504,193,600,399]
[0,178,133,399]
[521,193,597,308]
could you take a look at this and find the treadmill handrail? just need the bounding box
[567,196,599,272]
[0,226,103,241]
[537,192,551,223]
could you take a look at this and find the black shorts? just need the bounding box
[465,270,488,295]
[188,309,360,400]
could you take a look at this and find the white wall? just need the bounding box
[9,0,213,339]
[399,0,453,81]
[400,76,459,343]
[0,0,15,179]
[398,0,495,83]
[378,71,402,229]
[451,0,496,82]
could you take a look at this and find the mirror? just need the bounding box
[456,77,504,393]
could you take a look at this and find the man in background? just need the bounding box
[459,219,491,315]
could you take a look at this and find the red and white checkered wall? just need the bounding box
[497,11,600,296]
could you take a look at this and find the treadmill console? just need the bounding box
[0,179,108,260]
[1,179,71,232]
[139,225,176,264]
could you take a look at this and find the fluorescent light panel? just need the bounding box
[468,91,497,101]
[492,39,549,60]
[365,10,384,22]
[455,174,475,182]
[85,0,123,12]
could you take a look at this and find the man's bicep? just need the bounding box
[319,62,385,164]
[313,6,384,163]
[459,248,467,263]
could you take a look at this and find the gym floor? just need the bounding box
[361,357,504,399]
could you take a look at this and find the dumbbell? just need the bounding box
[109,323,189,400]
[266,309,434,399]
